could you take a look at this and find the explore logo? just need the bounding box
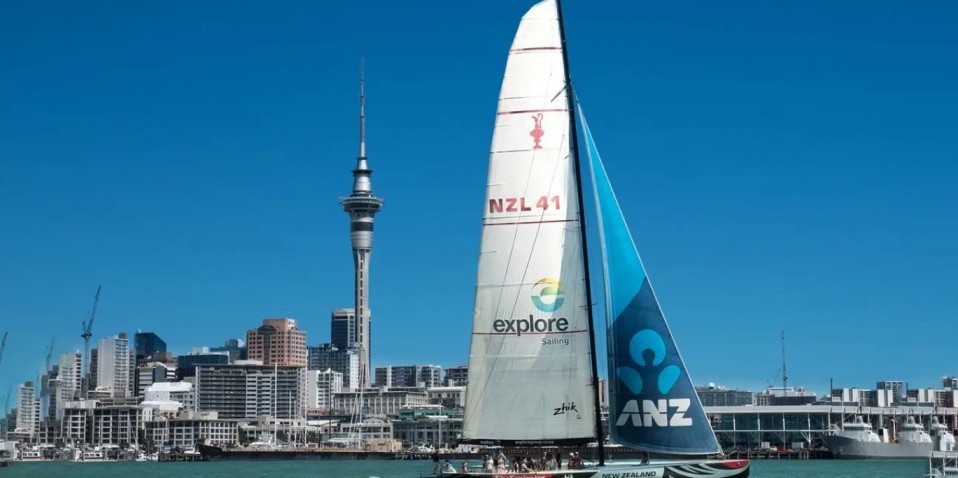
[531,278,564,312]
[615,329,693,428]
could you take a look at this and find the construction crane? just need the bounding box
[0,331,7,367]
[1,385,10,434]
[81,285,102,381]
[45,336,56,373]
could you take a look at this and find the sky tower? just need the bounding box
[340,61,383,389]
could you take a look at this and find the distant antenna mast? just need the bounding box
[781,330,788,395]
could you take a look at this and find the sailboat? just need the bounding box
[449,1,750,477]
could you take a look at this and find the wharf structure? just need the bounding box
[702,383,958,450]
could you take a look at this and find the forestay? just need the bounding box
[462,0,596,445]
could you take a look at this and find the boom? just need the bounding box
[0,331,7,367]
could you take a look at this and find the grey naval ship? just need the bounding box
[825,416,956,459]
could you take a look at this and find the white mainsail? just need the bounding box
[462,0,596,445]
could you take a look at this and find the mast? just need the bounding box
[555,0,605,465]
[781,330,788,395]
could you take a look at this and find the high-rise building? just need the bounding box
[444,365,469,386]
[96,334,131,398]
[944,377,958,390]
[330,308,357,350]
[133,331,167,362]
[306,369,344,412]
[339,66,383,389]
[55,351,83,417]
[308,344,360,390]
[135,362,176,397]
[877,380,905,404]
[15,382,39,437]
[177,347,230,379]
[194,363,305,419]
[246,318,308,367]
[375,365,442,388]
[211,339,247,362]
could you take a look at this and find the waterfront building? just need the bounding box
[330,308,358,350]
[393,417,462,448]
[705,404,958,450]
[329,416,393,443]
[426,386,465,409]
[61,400,96,445]
[332,387,428,416]
[755,386,817,406]
[308,343,359,390]
[133,331,167,363]
[306,369,343,413]
[246,318,308,367]
[444,365,468,386]
[15,382,39,439]
[906,388,958,408]
[696,385,755,407]
[877,380,905,404]
[825,387,896,407]
[91,398,140,446]
[397,405,464,421]
[177,347,231,379]
[145,381,195,406]
[96,334,131,398]
[376,365,442,388]
[144,411,238,448]
[339,68,383,389]
[945,377,958,390]
[211,338,247,362]
[194,363,305,420]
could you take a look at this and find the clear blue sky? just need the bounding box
[2,0,956,401]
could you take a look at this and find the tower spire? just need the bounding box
[359,55,366,159]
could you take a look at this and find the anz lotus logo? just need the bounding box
[531,278,564,312]
[616,329,693,428]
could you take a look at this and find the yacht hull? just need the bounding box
[435,459,749,478]
[825,435,933,459]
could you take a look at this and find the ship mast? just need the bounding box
[555,0,605,466]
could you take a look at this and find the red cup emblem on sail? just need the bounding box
[530,113,544,149]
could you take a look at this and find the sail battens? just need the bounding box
[463,0,596,443]
[483,218,576,226]
[510,46,563,52]
[496,108,568,116]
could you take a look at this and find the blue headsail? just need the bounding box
[579,109,721,455]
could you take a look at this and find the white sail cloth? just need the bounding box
[462,0,596,445]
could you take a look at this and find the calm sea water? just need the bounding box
[0,459,929,478]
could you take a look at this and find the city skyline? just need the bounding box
[3,0,958,399]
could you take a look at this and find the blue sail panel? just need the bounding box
[580,109,721,455]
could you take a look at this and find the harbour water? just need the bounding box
[0,459,928,478]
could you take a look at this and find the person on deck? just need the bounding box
[547,453,557,470]
[442,460,455,474]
